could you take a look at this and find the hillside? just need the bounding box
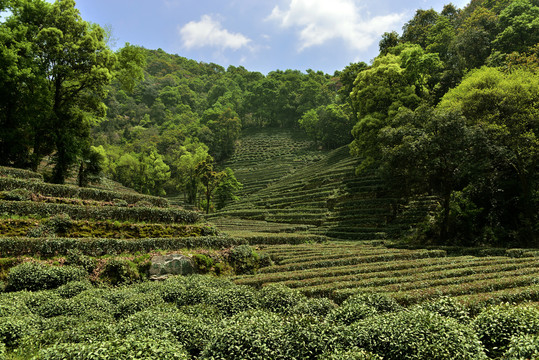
[209,128,434,241]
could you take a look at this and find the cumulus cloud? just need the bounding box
[268,0,405,52]
[179,15,251,51]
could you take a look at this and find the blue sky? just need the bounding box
[72,0,469,74]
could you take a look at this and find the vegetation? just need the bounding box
[0,0,538,358]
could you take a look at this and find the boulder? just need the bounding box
[149,254,195,277]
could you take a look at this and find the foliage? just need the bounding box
[351,309,487,359]
[0,235,245,257]
[473,304,539,358]
[6,262,86,292]
[214,167,242,210]
[502,333,539,360]
[35,335,189,360]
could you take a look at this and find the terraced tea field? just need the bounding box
[211,128,436,240]
[233,242,539,307]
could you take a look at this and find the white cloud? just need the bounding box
[268,0,405,52]
[179,15,251,51]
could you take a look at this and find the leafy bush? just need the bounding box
[0,188,32,201]
[34,336,189,359]
[0,236,246,257]
[0,176,167,206]
[320,347,382,360]
[99,259,141,286]
[119,309,214,357]
[0,342,5,360]
[291,297,337,317]
[0,166,42,180]
[327,302,378,325]
[473,304,539,358]
[0,200,199,224]
[6,262,86,292]
[0,316,32,348]
[342,293,402,313]
[228,245,261,274]
[115,292,165,319]
[201,310,286,360]
[258,284,306,314]
[207,285,259,316]
[416,296,470,323]
[502,334,539,360]
[351,309,487,360]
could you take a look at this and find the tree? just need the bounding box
[439,67,539,245]
[36,0,116,183]
[493,0,539,53]
[378,106,485,242]
[77,145,104,187]
[195,156,225,214]
[215,168,243,210]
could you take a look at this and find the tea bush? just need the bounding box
[0,166,42,180]
[291,297,337,317]
[258,283,306,314]
[34,335,189,360]
[327,302,378,325]
[0,316,32,348]
[473,304,539,358]
[201,310,286,360]
[502,334,539,360]
[416,296,470,323]
[6,262,86,292]
[320,347,382,360]
[351,309,487,359]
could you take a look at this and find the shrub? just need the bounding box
[119,309,214,357]
[99,259,141,286]
[416,296,470,323]
[320,347,382,360]
[258,284,306,314]
[0,166,42,180]
[342,293,402,313]
[291,297,337,317]
[0,342,4,360]
[0,176,167,206]
[502,334,539,360]
[0,188,32,201]
[327,302,378,325]
[473,304,539,358]
[351,309,487,360]
[65,249,96,274]
[115,292,165,319]
[207,285,259,316]
[228,245,261,274]
[201,310,286,360]
[0,236,246,257]
[193,253,214,273]
[6,262,86,292]
[35,336,189,359]
[0,316,31,348]
[0,201,199,224]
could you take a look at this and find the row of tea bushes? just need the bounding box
[0,235,247,257]
[0,177,168,207]
[0,275,538,359]
[0,217,218,239]
[0,166,43,181]
[0,200,200,224]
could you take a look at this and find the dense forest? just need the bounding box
[0,0,537,247]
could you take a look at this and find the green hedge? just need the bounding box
[243,234,328,245]
[0,177,168,207]
[0,166,43,181]
[0,236,247,256]
[6,262,86,292]
[0,200,199,224]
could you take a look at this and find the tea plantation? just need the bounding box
[0,131,538,359]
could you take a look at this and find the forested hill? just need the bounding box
[1,0,538,247]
